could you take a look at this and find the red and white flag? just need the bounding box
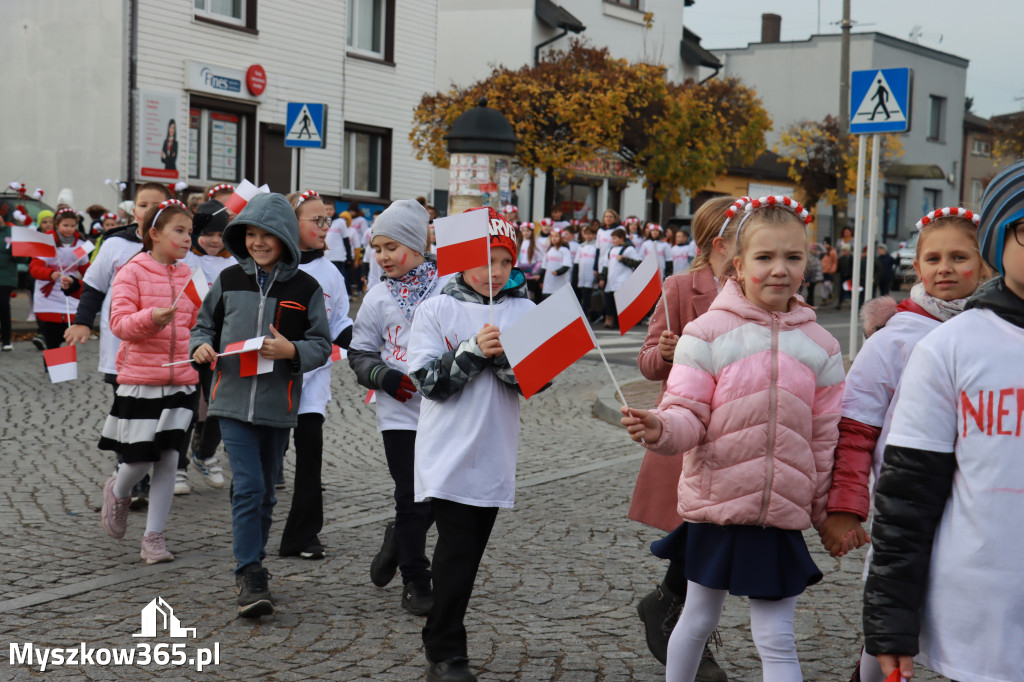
[331,344,347,362]
[72,240,95,262]
[222,179,270,214]
[364,389,376,404]
[613,251,662,335]
[10,226,57,258]
[433,210,490,276]
[182,267,209,307]
[43,345,78,383]
[499,285,596,399]
[222,336,273,377]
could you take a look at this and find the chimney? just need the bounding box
[761,13,781,43]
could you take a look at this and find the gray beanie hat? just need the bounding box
[370,200,429,254]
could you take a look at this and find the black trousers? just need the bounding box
[0,286,11,345]
[38,320,68,351]
[382,430,434,584]
[423,499,498,662]
[193,365,221,460]
[279,413,325,554]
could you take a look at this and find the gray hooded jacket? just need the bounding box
[189,193,331,428]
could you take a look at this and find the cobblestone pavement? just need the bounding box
[0,334,944,680]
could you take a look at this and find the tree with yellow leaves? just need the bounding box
[411,41,772,203]
[776,114,903,212]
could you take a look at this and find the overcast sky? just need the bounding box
[685,0,1021,118]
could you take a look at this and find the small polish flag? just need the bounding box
[500,284,596,399]
[433,210,490,276]
[222,336,273,377]
[331,344,347,362]
[43,345,78,383]
[10,226,57,258]
[364,389,376,404]
[613,252,662,335]
[182,267,209,307]
[73,240,95,261]
[222,179,269,214]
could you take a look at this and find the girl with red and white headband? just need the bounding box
[822,205,990,682]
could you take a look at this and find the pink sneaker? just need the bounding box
[140,532,174,564]
[101,477,131,539]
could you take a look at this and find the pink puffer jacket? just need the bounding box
[109,253,199,386]
[647,279,844,531]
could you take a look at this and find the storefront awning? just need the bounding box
[886,164,946,180]
[535,0,585,33]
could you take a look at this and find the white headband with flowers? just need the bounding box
[915,206,980,230]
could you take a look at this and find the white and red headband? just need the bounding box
[206,184,234,200]
[295,189,321,207]
[152,199,188,226]
[915,206,980,230]
[101,212,118,222]
[55,207,78,222]
[718,195,811,240]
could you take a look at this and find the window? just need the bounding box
[971,138,991,157]
[343,124,391,198]
[923,188,942,213]
[347,0,395,62]
[606,0,641,7]
[928,95,946,141]
[882,183,903,239]
[970,179,984,208]
[188,96,255,186]
[194,0,257,31]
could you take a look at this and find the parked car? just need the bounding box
[895,231,919,285]
[1,191,56,290]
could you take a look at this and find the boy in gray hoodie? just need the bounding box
[190,192,331,618]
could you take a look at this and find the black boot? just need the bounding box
[370,521,399,587]
[637,583,683,665]
[236,564,274,618]
[696,630,728,682]
[426,656,476,682]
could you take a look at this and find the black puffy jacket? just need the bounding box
[862,276,1024,656]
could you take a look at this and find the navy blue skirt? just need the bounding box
[651,522,822,601]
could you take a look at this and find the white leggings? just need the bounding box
[858,647,885,682]
[666,581,802,682]
[113,449,177,535]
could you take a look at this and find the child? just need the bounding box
[30,207,89,350]
[627,217,645,249]
[861,167,1024,681]
[539,228,573,299]
[0,220,25,351]
[36,210,54,234]
[348,199,447,616]
[631,196,738,673]
[190,192,331,618]
[598,227,640,329]
[835,242,853,309]
[669,229,696,277]
[595,209,620,274]
[278,190,353,559]
[574,225,599,318]
[408,207,534,682]
[186,199,237,490]
[821,207,988,682]
[517,224,542,301]
[98,199,200,564]
[622,197,844,681]
[640,223,668,279]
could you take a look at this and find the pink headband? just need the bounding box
[915,206,981,230]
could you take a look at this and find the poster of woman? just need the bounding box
[137,89,183,181]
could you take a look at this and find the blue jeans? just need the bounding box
[220,418,290,573]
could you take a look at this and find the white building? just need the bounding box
[712,24,969,244]
[3,0,438,216]
[436,0,716,222]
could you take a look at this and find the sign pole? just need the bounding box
[863,133,882,318]
[848,134,868,359]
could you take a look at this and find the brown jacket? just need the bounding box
[628,266,718,531]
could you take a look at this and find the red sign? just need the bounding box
[246,64,266,96]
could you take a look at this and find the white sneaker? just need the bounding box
[173,469,191,495]
[191,453,226,488]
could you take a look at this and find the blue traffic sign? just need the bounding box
[850,68,911,134]
[285,103,326,148]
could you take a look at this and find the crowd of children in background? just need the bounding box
[4,171,1023,682]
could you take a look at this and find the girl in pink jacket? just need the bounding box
[623,197,845,682]
[98,199,200,565]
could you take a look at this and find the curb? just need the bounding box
[592,382,626,427]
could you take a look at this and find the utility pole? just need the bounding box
[835,0,851,241]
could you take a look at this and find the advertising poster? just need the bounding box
[138,89,183,181]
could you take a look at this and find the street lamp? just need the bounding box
[444,98,518,216]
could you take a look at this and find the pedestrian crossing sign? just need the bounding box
[285,102,326,148]
[850,68,911,134]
